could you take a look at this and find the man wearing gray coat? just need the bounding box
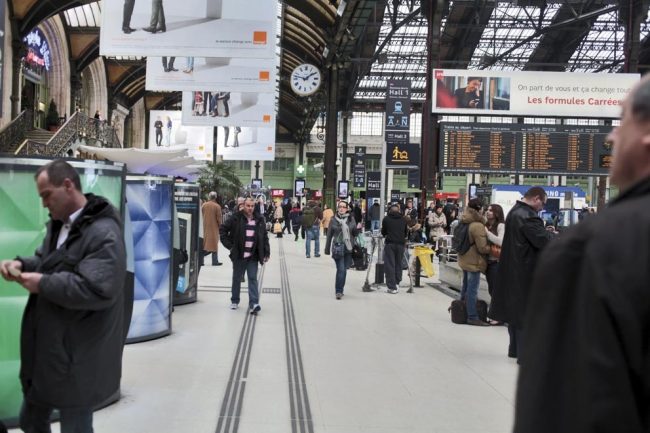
[0,160,128,433]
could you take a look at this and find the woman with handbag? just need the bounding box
[484,203,505,324]
[273,202,284,238]
[324,201,359,300]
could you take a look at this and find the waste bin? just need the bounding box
[414,246,435,277]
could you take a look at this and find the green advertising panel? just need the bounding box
[0,157,125,425]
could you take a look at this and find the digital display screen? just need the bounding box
[440,122,612,175]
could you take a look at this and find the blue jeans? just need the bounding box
[231,258,259,308]
[461,270,481,320]
[20,400,93,433]
[371,220,380,231]
[305,227,320,256]
[334,253,352,294]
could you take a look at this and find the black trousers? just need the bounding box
[122,0,135,28]
[383,242,405,290]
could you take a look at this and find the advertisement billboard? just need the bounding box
[146,56,276,93]
[100,0,277,58]
[125,176,173,342]
[181,91,275,127]
[433,69,640,118]
[173,183,200,305]
[148,110,213,161]
[216,126,275,161]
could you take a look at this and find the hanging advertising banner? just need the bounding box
[386,142,420,168]
[148,110,213,161]
[216,126,275,161]
[100,0,276,58]
[366,171,381,201]
[385,80,411,144]
[146,56,276,93]
[173,183,200,305]
[352,146,366,188]
[433,69,640,118]
[181,91,275,127]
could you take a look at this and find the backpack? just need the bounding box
[452,222,472,255]
[301,207,315,228]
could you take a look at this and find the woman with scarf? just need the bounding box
[324,201,360,300]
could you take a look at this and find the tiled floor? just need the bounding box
[10,234,518,433]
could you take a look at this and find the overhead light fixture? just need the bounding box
[323,46,330,58]
[337,0,347,16]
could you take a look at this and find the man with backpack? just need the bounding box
[302,200,323,258]
[456,198,491,326]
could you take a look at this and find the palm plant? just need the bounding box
[197,161,243,200]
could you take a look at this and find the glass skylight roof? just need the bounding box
[355,1,650,103]
[63,2,101,28]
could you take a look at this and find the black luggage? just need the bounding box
[448,299,488,324]
[353,246,368,270]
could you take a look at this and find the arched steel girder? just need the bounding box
[12,0,89,36]
[283,0,337,30]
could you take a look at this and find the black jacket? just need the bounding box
[17,194,127,408]
[381,211,407,244]
[220,211,270,265]
[514,177,650,433]
[491,200,553,326]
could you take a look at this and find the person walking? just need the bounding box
[321,203,334,236]
[369,200,381,232]
[273,202,283,238]
[201,191,223,266]
[381,203,407,294]
[282,200,292,235]
[302,200,322,258]
[220,197,270,314]
[324,201,359,299]
[289,202,303,241]
[457,198,492,326]
[491,186,555,359]
[143,0,166,33]
[0,160,127,433]
[513,76,650,433]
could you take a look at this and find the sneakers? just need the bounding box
[467,319,490,326]
[335,293,343,300]
[250,304,261,315]
[229,303,239,310]
[314,254,321,258]
[386,288,398,294]
[306,255,310,258]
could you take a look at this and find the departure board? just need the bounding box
[440,123,612,175]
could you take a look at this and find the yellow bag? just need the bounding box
[273,222,282,234]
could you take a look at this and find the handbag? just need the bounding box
[490,244,501,259]
[273,222,282,234]
[332,242,345,259]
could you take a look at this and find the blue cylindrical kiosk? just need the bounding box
[125,175,174,343]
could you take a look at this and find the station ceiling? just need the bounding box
[8,0,650,142]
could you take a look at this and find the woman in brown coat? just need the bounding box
[202,191,223,265]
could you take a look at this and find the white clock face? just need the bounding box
[290,64,321,96]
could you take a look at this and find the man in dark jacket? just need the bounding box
[381,203,408,294]
[491,186,554,359]
[220,197,270,314]
[514,76,650,433]
[0,160,127,433]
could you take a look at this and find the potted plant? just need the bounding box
[45,99,60,131]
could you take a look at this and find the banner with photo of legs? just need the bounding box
[181,91,274,128]
[100,0,276,58]
[148,110,213,160]
[216,126,275,161]
[146,56,277,93]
